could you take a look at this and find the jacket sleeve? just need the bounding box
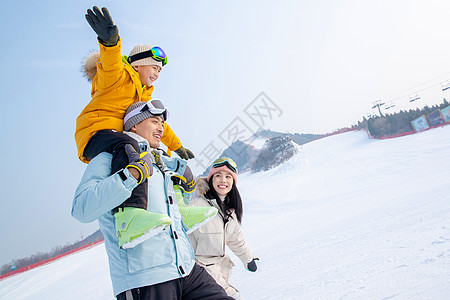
[161,122,182,152]
[71,153,138,223]
[226,218,254,266]
[160,154,193,203]
[96,37,126,91]
[161,154,187,176]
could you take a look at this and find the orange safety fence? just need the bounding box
[0,239,104,281]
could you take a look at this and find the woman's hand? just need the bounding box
[247,258,259,272]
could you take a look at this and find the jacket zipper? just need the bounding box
[207,199,227,256]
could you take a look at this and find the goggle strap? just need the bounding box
[124,106,142,124]
[129,50,155,64]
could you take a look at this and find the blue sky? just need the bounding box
[1,0,450,266]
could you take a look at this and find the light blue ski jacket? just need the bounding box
[71,132,195,296]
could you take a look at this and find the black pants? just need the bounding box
[84,130,148,210]
[116,264,233,300]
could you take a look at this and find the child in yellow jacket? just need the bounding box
[75,6,215,249]
[75,8,193,163]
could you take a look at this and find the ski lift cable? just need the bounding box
[387,81,444,104]
[352,72,450,122]
[384,71,450,100]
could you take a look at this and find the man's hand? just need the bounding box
[124,144,152,184]
[172,165,196,193]
[85,6,119,46]
[175,146,195,160]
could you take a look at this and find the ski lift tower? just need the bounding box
[372,100,385,117]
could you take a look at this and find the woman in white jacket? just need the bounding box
[188,157,258,299]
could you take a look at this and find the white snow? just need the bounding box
[1,126,450,299]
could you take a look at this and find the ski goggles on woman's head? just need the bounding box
[123,99,169,125]
[212,157,238,174]
[128,46,168,66]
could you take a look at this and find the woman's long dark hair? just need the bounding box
[205,177,243,223]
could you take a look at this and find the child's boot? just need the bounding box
[115,207,172,249]
[173,185,218,234]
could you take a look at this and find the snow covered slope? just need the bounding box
[1,127,450,299]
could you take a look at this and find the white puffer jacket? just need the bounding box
[188,178,254,296]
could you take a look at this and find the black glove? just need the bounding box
[172,165,196,193]
[85,6,119,47]
[247,258,259,272]
[124,144,152,184]
[174,146,195,160]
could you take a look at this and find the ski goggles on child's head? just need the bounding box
[128,46,168,66]
[123,99,168,126]
[212,157,238,174]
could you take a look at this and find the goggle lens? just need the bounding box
[150,46,166,59]
[150,46,168,66]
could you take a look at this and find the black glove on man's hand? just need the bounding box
[124,144,152,184]
[85,6,119,46]
[174,146,195,160]
[172,165,196,193]
[247,258,259,272]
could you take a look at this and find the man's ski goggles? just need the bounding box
[212,157,238,173]
[128,46,168,66]
[124,99,168,125]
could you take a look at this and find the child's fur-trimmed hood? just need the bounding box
[81,51,100,82]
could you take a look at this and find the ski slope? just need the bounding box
[1,127,450,299]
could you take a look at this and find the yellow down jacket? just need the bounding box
[75,38,181,163]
